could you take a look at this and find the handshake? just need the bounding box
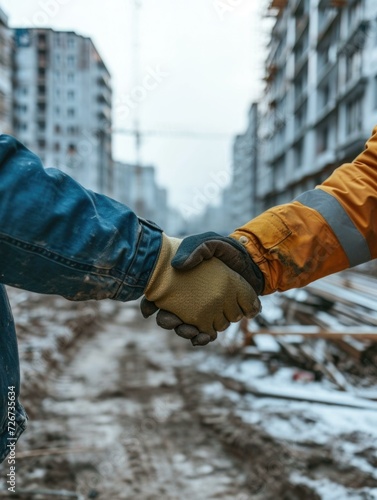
[141,232,264,346]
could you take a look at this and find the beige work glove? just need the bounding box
[141,234,261,345]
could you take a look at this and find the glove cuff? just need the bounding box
[145,233,181,298]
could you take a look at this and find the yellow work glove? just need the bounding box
[141,234,261,345]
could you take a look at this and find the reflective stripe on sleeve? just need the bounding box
[295,189,371,267]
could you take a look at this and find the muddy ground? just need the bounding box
[0,290,376,499]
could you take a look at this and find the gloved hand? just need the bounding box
[141,232,263,346]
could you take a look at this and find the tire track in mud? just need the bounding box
[7,303,252,499]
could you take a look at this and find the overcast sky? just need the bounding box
[1,0,269,216]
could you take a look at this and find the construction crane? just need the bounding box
[131,0,142,167]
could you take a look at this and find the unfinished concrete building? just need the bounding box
[257,0,377,212]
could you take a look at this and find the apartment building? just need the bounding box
[229,103,259,226]
[258,0,377,212]
[113,161,170,229]
[13,28,112,195]
[0,7,12,134]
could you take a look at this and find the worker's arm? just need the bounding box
[0,135,162,300]
[131,127,377,339]
[230,126,377,294]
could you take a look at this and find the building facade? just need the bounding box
[258,0,377,212]
[229,103,259,227]
[13,28,112,195]
[114,161,172,231]
[0,7,12,134]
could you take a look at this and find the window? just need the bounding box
[37,121,45,131]
[38,139,46,149]
[318,44,330,70]
[346,50,361,81]
[54,124,61,134]
[55,106,60,116]
[67,36,75,49]
[67,90,75,100]
[55,54,61,65]
[68,144,77,154]
[293,138,304,167]
[54,34,61,47]
[67,108,75,117]
[348,0,362,29]
[346,95,363,135]
[53,143,60,152]
[38,33,46,45]
[67,125,78,134]
[67,55,75,67]
[295,103,307,131]
[317,125,329,153]
[320,84,330,108]
[55,88,61,98]
[67,73,75,83]
[294,66,308,101]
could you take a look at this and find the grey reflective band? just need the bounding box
[295,189,371,267]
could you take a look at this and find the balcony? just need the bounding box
[295,14,309,45]
[264,63,278,84]
[269,0,288,13]
[97,89,111,106]
[294,90,308,113]
[97,106,111,124]
[291,0,304,15]
[38,57,47,69]
[36,93,47,103]
[317,57,337,85]
[315,98,337,125]
[97,73,111,89]
[317,9,338,44]
[37,36,47,50]
[315,149,336,172]
[337,75,367,104]
[339,20,369,54]
[294,47,309,78]
[336,130,366,160]
[318,0,347,8]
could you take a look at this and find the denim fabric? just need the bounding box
[0,135,163,461]
[0,285,28,463]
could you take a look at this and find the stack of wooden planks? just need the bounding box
[236,269,377,396]
[246,270,377,341]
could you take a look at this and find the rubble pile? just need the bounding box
[234,270,377,395]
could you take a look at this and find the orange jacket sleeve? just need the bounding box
[230,126,377,295]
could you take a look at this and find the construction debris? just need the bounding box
[225,269,377,394]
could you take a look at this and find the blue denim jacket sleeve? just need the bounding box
[0,134,163,463]
[0,134,163,300]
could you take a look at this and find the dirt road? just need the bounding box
[1,298,376,499]
[5,303,253,499]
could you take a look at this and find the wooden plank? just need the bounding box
[220,377,377,410]
[248,325,377,341]
[305,282,376,311]
[334,337,368,361]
